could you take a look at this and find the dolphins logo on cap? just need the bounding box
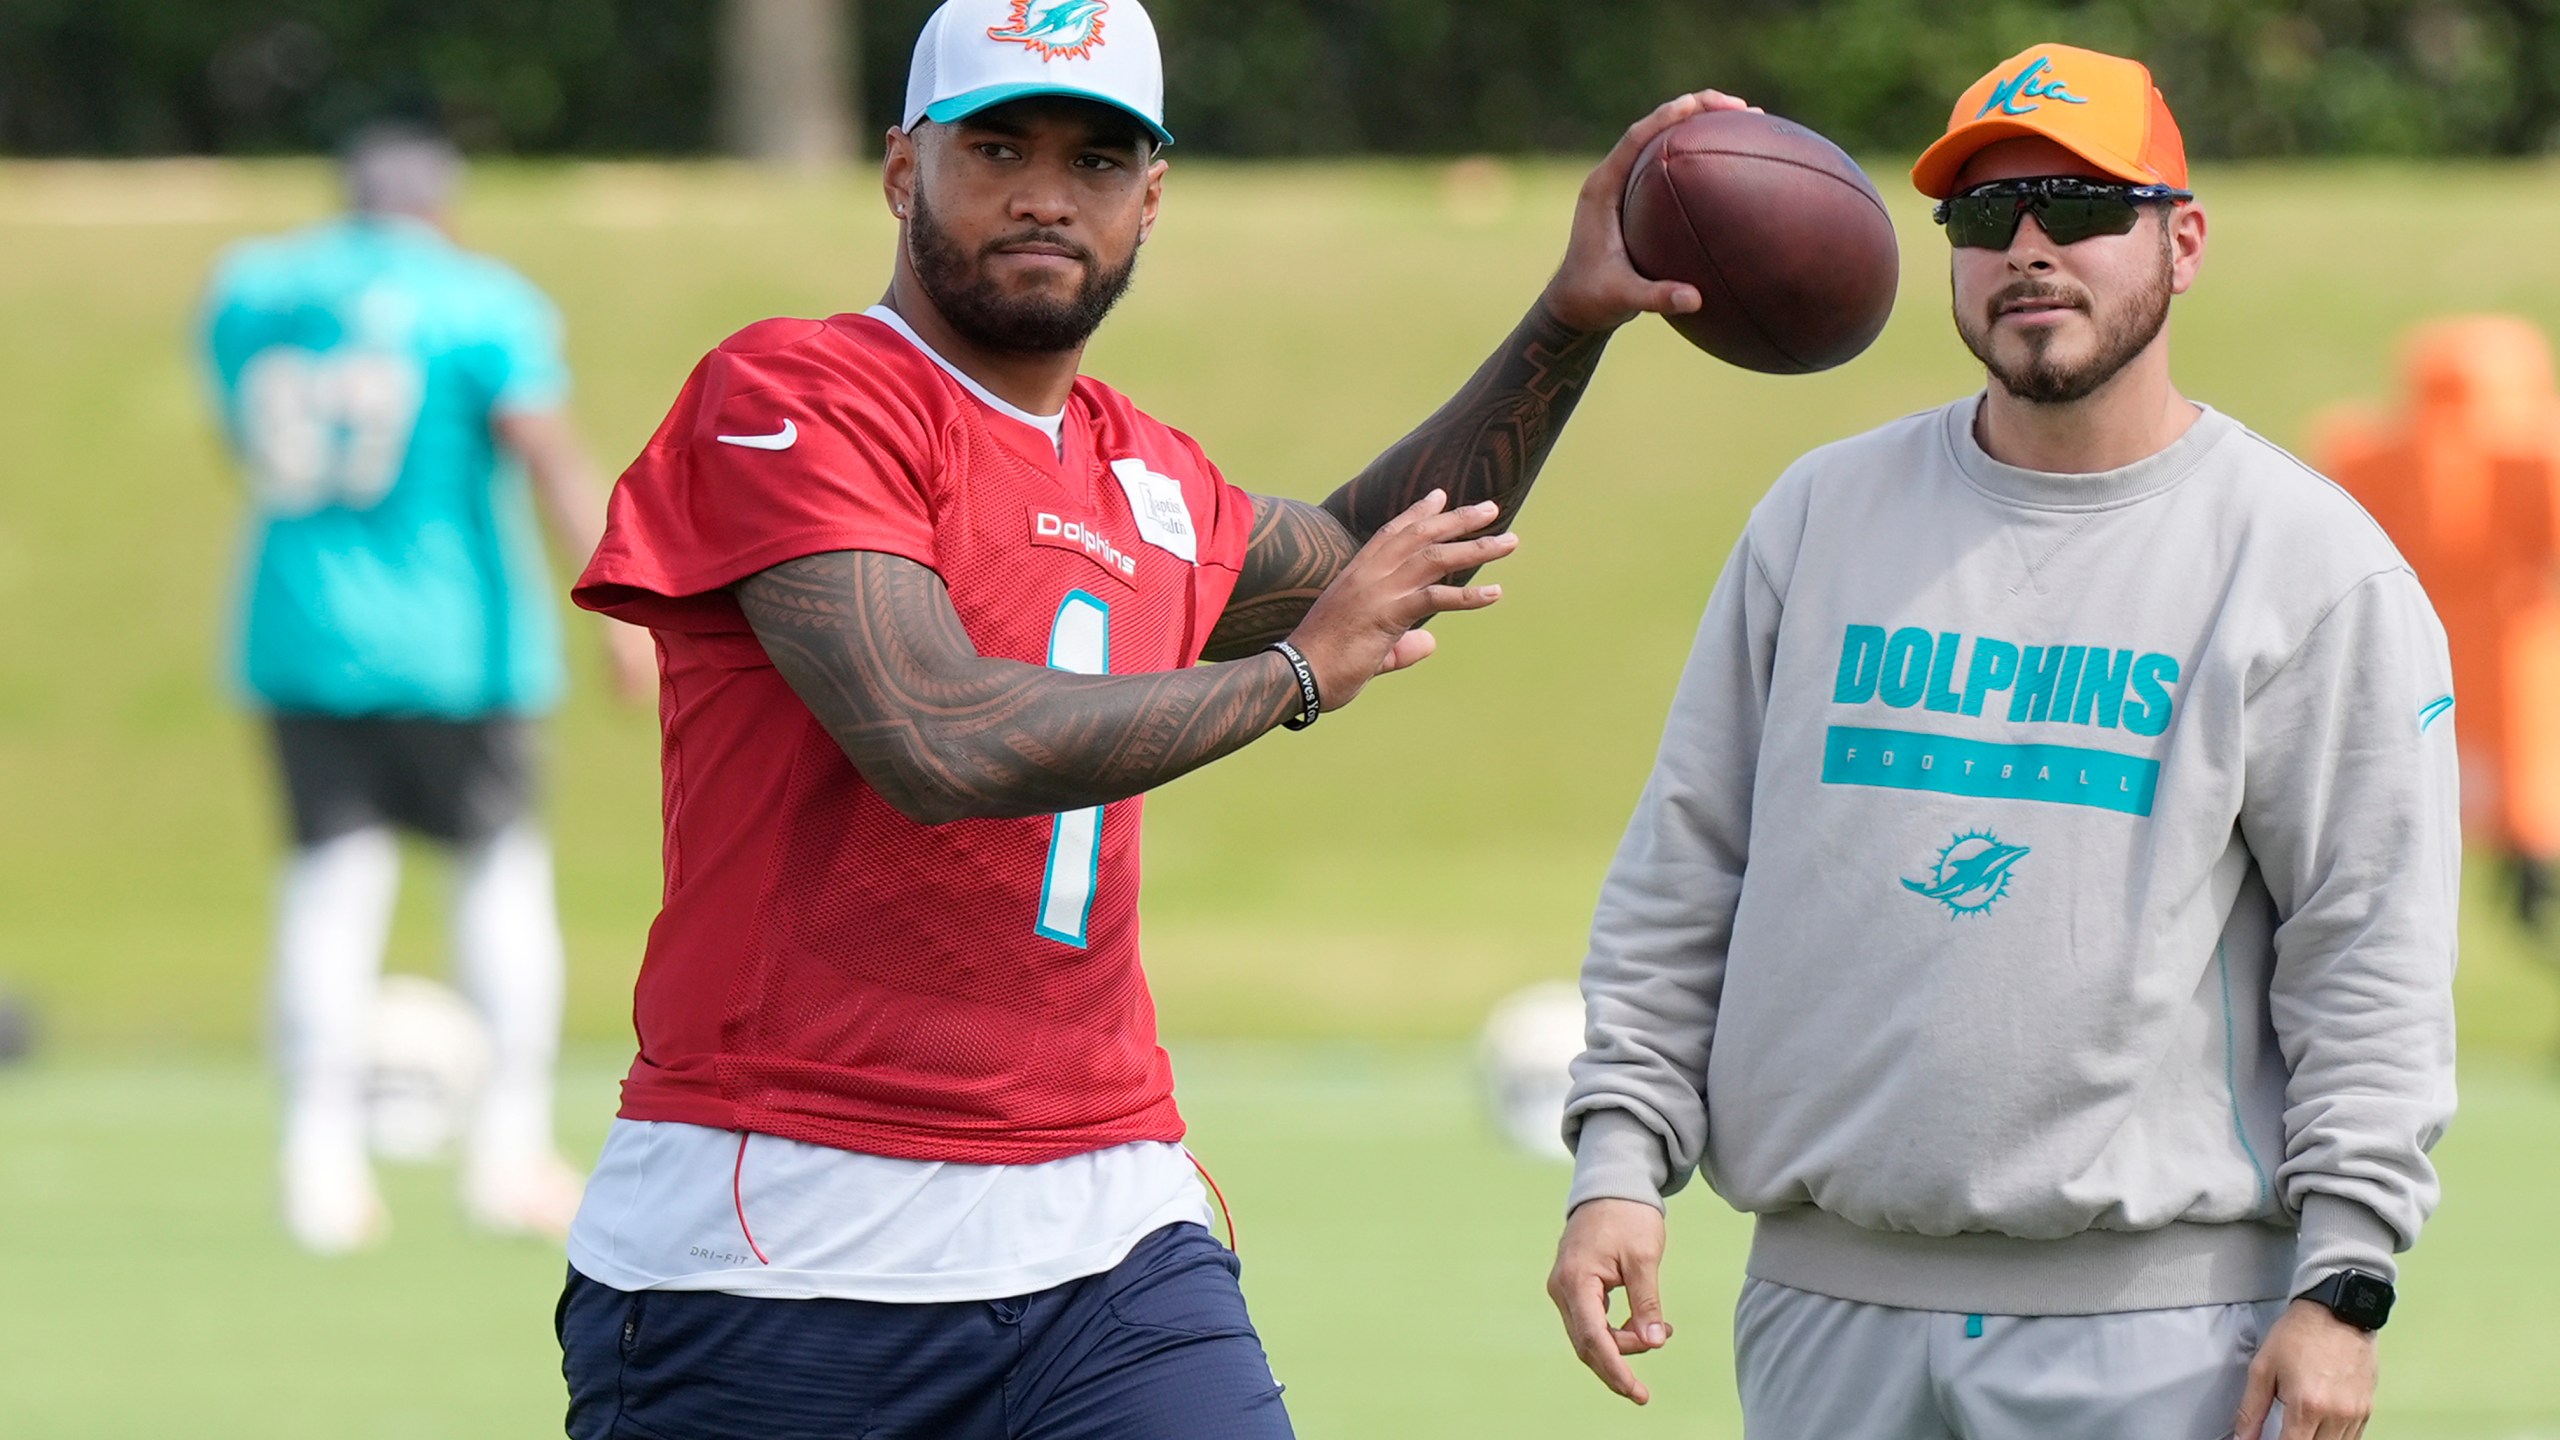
[988,0,1110,60]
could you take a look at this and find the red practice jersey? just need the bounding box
[575,311,1255,1164]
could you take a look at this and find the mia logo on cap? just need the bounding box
[988,0,1110,60]
[1977,56,2088,118]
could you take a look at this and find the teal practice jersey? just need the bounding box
[200,215,569,718]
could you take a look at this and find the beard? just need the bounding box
[1957,229,2173,405]
[906,190,1139,355]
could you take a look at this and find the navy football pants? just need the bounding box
[558,1222,1295,1440]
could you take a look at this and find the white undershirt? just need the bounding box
[565,1121,1212,1301]
[863,304,1066,458]
[564,309,1207,1303]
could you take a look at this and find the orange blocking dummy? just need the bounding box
[2313,316,2560,888]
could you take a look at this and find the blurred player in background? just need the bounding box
[2314,319,2560,940]
[554,2,1742,1434]
[1551,44,2456,1440]
[198,123,655,1256]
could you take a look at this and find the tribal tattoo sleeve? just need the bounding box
[1200,297,1615,660]
[738,548,1301,823]
[1197,493,1359,662]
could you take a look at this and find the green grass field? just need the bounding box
[2,1050,2556,1437]
[4,156,2560,1435]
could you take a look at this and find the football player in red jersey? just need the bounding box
[557,2,1749,1435]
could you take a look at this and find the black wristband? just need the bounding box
[1267,640,1321,731]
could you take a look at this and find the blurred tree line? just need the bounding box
[5,0,2558,159]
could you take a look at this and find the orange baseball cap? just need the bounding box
[1910,43,2188,199]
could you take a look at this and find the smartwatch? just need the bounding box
[2295,1268,2395,1331]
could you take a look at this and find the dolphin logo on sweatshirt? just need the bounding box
[1904,831,2030,917]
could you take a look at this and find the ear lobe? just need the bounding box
[1138,160,1167,243]
[882,128,920,220]
[2168,204,2208,292]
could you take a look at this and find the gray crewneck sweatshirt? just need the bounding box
[1565,396,2459,1316]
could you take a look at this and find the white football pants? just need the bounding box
[272,822,565,1176]
[1736,1278,2289,1440]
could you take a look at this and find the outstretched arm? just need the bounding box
[1198,304,1610,662]
[1200,89,1754,661]
[736,492,1514,825]
[1321,299,1614,551]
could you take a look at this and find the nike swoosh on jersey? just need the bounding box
[715,420,797,450]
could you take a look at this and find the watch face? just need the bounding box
[2337,1272,2396,1329]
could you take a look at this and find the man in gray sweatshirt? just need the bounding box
[1548,43,2457,1440]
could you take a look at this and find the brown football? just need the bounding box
[1620,109,1899,373]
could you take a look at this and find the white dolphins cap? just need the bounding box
[903,0,1172,147]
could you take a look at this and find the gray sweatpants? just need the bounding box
[1736,1279,2289,1439]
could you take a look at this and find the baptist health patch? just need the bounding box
[1110,458,1198,564]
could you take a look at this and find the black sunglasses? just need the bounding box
[1933,177,2193,250]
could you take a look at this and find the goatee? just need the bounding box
[907,192,1138,355]
[1957,234,2172,406]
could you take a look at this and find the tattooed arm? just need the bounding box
[1199,303,1607,660]
[740,550,1297,822]
[1201,89,1754,662]
[736,493,1514,824]
[1327,301,1606,567]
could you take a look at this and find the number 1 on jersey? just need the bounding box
[1036,592,1111,947]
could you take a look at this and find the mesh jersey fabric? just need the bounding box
[575,311,1254,1165]
[199,214,570,717]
